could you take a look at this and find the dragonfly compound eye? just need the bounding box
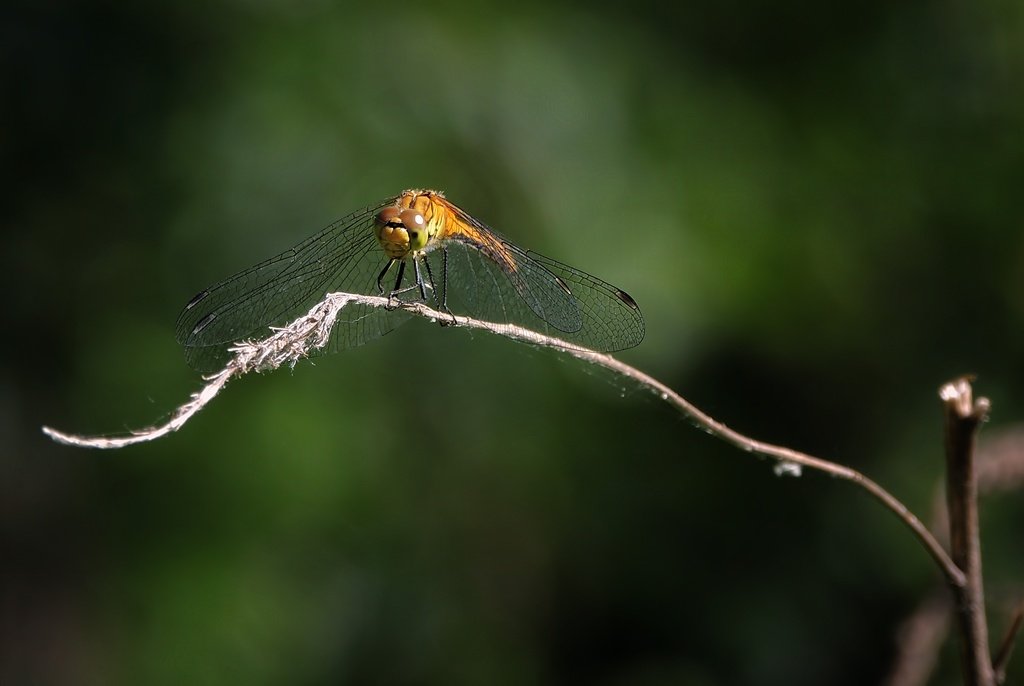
[375,206,400,227]
[374,206,408,250]
[400,209,428,250]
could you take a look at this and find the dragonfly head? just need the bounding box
[375,206,430,258]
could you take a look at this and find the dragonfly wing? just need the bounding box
[427,242,554,336]
[524,250,645,352]
[432,240,643,352]
[175,198,405,371]
[504,243,584,333]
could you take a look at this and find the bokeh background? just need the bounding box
[4,1,1024,684]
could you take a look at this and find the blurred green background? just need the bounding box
[4,0,1024,684]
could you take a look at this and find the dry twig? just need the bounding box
[884,422,1024,686]
[43,291,965,591]
[993,604,1023,685]
[884,590,954,686]
[941,379,995,686]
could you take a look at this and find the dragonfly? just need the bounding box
[175,189,645,371]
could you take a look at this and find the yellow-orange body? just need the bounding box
[375,189,519,274]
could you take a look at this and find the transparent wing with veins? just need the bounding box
[434,206,645,352]
[175,197,402,371]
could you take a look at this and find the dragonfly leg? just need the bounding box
[385,260,407,310]
[413,256,428,301]
[376,259,396,295]
[422,253,440,308]
[441,247,449,311]
[430,247,457,327]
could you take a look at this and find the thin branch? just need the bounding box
[43,367,234,449]
[42,292,964,588]
[941,378,995,686]
[884,590,953,686]
[884,422,1024,686]
[993,604,1023,685]
[43,292,364,448]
